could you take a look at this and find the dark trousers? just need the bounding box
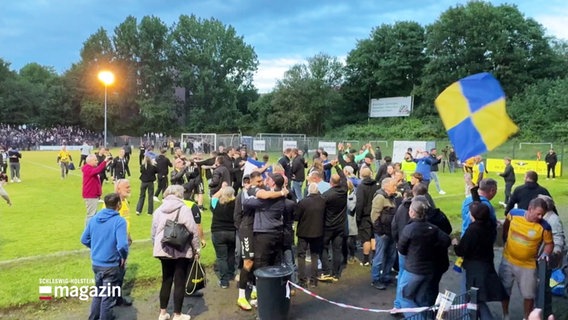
[321,229,344,278]
[136,181,154,214]
[89,265,122,320]
[297,237,323,283]
[159,258,191,314]
[347,235,357,258]
[212,230,236,286]
[79,154,88,167]
[547,164,556,178]
[505,181,514,204]
[155,175,168,198]
[254,232,283,269]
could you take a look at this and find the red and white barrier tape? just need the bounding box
[287,281,477,314]
[287,280,431,314]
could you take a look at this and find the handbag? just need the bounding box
[186,256,206,295]
[161,208,192,251]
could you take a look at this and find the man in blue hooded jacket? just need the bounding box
[81,193,129,320]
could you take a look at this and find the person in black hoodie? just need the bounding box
[397,195,451,315]
[295,182,326,288]
[375,156,392,185]
[355,167,379,266]
[278,148,293,189]
[153,148,172,201]
[505,170,550,214]
[290,148,306,201]
[453,201,508,320]
[135,155,158,215]
[545,148,558,179]
[498,157,515,207]
[112,149,131,181]
[319,161,348,281]
[211,186,237,289]
[208,156,231,198]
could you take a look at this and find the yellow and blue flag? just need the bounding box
[435,72,518,162]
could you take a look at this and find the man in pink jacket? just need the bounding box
[83,153,111,225]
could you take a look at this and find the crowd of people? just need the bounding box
[0,123,103,150]
[76,140,566,320]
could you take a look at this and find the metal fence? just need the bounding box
[104,134,566,175]
[404,288,478,320]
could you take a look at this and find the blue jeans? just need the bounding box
[449,161,456,173]
[212,230,236,286]
[430,172,442,192]
[371,234,396,283]
[399,270,432,318]
[292,180,304,201]
[283,246,298,283]
[89,265,122,320]
[394,253,406,308]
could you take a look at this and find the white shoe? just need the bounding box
[10,179,14,183]
[158,313,171,320]
[172,314,191,320]
[153,196,160,202]
[439,190,446,195]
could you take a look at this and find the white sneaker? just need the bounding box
[439,190,446,195]
[172,314,191,320]
[10,179,14,183]
[158,313,171,320]
[153,196,160,202]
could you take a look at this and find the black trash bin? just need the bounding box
[254,265,294,320]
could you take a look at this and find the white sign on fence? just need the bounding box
[369,96,413,117]
[39,145,83,151]
[318,141,337,155]
[253,140,266,151]
[392,140,436,163]
[282,140,297,150]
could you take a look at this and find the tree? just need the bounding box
[268,53,344,135]
[168,15,258,132]
[416,1,566,116]
[509,77,568,141]
[343,21,427,121]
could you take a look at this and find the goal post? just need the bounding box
[518,142,553,150]
[180,133,217,155]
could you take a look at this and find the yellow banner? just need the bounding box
[486,159,562,176]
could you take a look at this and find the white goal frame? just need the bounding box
[180,133,217,154]
[369,140,389,148]
[518,142,553,150]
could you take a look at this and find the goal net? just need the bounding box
[180,133,217,155]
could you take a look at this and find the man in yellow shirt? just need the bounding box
[500,197,553,320]
[57,146,73,179]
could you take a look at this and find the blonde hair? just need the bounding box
[219,186,236,205]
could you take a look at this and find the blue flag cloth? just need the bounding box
[435,72,518,162]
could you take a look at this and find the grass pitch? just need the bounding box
[0,149,566,310]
